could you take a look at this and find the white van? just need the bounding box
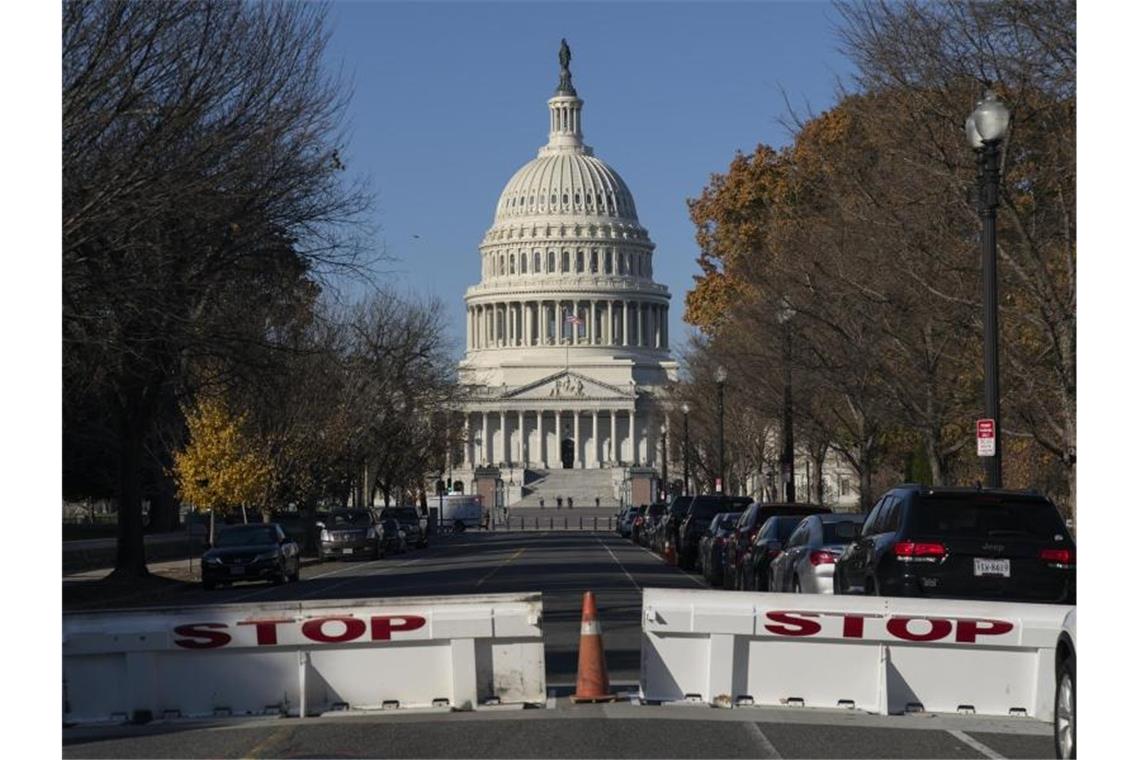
[438,494,485,532]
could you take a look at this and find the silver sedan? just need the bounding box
[769,513,866,594]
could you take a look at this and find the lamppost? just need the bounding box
[714,365,728,493]
[681,401,691,496]
[777,302,796,503]
[660,423,668,501]
[966,90,1011,489]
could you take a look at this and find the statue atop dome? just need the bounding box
[556,38,577,96]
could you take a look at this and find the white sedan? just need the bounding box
[769,513,866,594]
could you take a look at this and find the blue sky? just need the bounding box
[324,1,857,354]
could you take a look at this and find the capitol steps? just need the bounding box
[510,468,616,509]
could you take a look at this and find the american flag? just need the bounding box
[565,309,583,327]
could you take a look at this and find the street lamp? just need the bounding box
[681,401,691,496]
[714,365,728,493]
[660,423,668,501]
[777,302,796,503]
[966,90,1011,488]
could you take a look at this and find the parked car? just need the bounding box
[726,503,831,590]
[629,505,649,543]
[379,506,427,548]
[677,495,752,570]
[1054,609,1076,759]
[834,485,1075,603]
[769,513,866,593]
[201,523,300,589]
[655,496,693,556]
[638,503,667,547]
[741,515,810,591]
[378,517,407,556]
[698,512,740,585]
[318,509,385,561]
[617,506,638,538]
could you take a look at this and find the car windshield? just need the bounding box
[770,516,803,541]
[668,497,693,516]
[822,519,864,544]
[381,508,418,521]
[215,527,278,547]
[647,504,666,517]
[715,513,740,533]
[690,496,750,519]
[910,496,1068,540]
[329,511,371,527]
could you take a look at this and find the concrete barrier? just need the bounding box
[640,588,1072,720]
[64,592,545,723]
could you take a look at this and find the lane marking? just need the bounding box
[241,725,291,759]
[598,538,640,591]
[747,723,782,759]
[632,542,709,588]
[474,547,526,588]
[947,729,1007,759]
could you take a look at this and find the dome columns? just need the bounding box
[467,297,668,352]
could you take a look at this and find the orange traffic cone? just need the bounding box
[663,540,676,565]
[570,591,616,703]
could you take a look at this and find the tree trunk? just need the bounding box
[812,449,826,504]
[112,406,149,577]
[925,428,944,486]
[858,444,875,512]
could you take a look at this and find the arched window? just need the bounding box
[576,250,584,273]
[562,193,569,205]
[548,250,556,272]
[534,251,541,272]
[519,253,526,273]
[562,250,570,271]
[604,249,613,274]
[499,255,505,276]
[590,250,598,273]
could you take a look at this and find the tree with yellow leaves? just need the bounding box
[173,396,273,542]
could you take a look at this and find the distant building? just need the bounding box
[447,43,676,508]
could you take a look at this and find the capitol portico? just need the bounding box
[450,41,677,507]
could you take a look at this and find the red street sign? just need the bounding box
[976,418,996,457]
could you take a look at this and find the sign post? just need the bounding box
[976,419,996,458]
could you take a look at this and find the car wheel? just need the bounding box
[1055,654,1076,759]
[766,570,775,592]
[865,577,878,596]
[271,568,285,585]
[289,565,300,583]
[792,576,802,594]
[202,580,216,591]
[372,543,381,561]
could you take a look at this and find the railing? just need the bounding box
[493,515,614,531]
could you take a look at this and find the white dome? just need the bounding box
[495,152,639,223]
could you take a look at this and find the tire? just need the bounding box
[1054,654,1076,759]
[289,564,300,583]
[271,568,285,585]
[792,576,802,594]
[454,521,466,533]
[865,577,878,596]
[202,580,216,591]
[766,570,775,593]
[372,543,381,561]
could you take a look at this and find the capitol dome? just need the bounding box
[494,152,640,223]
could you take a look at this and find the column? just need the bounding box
[463,414,471,466]
[523,302,532,346]
[588,300,595,344]
[623,301,631,346]
[638,302,645,347]
[556,301,564,344]
[500,411,507,465]
[573,300,580,346]
[592,410,599,468]
[518,410,526,464]
[481,412,489,465]
[554,411,562,467]
[573,410,581,467]
[537,410,545,467]
[662,305,668,348]
[606,301,613,345]
[631,409,640,465]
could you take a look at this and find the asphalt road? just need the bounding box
[62,530,1056,759]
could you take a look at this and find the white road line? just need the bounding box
[947,729,1006,759]
[746,722,782,759]
[633,543,708,588]
[598,538,640,591]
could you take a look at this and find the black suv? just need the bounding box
[379,506,427,548]
[655,496,693,555]
[834,485,1075,603]
[677,495,753,570]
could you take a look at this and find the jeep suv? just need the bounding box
[834,485,1075,603]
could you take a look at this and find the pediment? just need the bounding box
[503,371,635,401]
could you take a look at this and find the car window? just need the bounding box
[881,497,900,533]
[216,527,278,547]
[786,523,809,547]
[823,519,864,544]
[863,499,885,535]
[909,495,1068,540]
[329,511,371,527]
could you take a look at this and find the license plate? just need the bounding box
[342,547,353,555]
[229,566,245,576]
[974,558,1010,577]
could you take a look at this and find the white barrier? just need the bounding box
[64,592,545,723]
[640,588,1072,720]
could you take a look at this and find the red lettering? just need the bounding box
[886,616,953,642]
[955,618,1014,643]
[764,611,821,637]
[370,615,427,641]
[237,619,293,646]
[842,614,868,639]
[302,616,367,643]
[173,623,231,649]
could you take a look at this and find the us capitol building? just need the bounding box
[449,42,677,509]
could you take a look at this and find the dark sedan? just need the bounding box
[698,512,740,585]
[727,503,831,590]
[379,506,427,548]
[201,523,300,590]
[677,495,752,570]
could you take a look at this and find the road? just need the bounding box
[62,531,1055,759]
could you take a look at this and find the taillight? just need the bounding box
[809,550,835,566]
[893,541,946,562]
[1040,548,1074,567]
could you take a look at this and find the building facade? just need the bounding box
[449,43,677,506]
